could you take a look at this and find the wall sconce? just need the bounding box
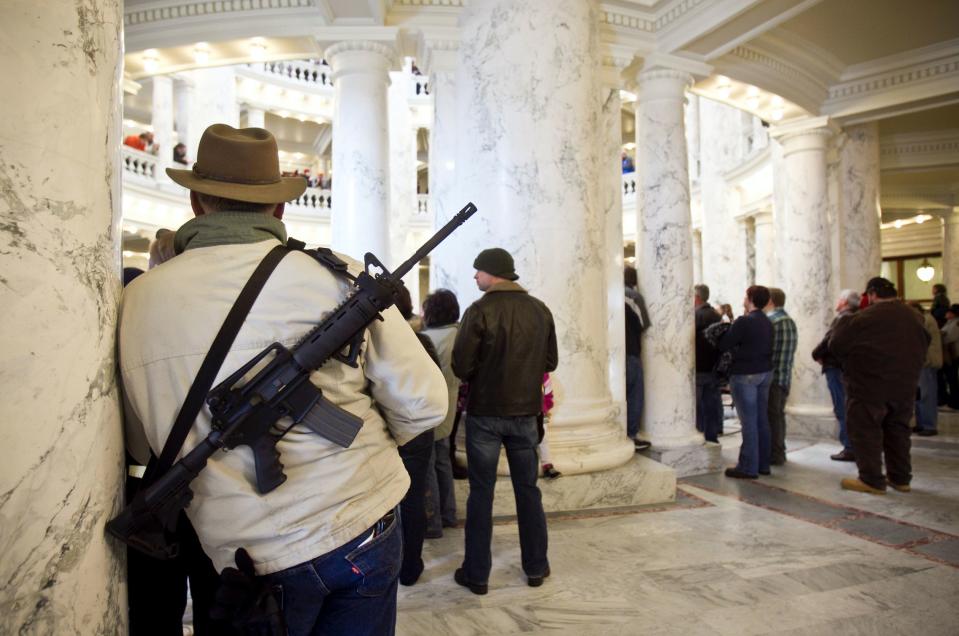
[194,42,210,65]
[142,49,160,74]
[917,259,935,282]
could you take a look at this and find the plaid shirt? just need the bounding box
[768,308,798,388]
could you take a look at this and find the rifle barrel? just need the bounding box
[391,202,477,280]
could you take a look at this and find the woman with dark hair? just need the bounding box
[421,289,462,535]
[718,285,774,479]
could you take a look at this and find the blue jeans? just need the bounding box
[463,415,549,584]
[426,436,457,535]
[729,371,772,476]
[824,367,851,451]
[262,509,401,636]
[916,366,939,432]
[695,371,723,443]
[625,354,645,438]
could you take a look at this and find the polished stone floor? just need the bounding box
[396,410,959,635]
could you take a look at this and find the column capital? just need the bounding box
[771,116,840,155]
[600,43,634,91]
[417,28,460,74]
[636,67,691,101]
[753,209,774,226]
[324,40,396,78]
[640,52,712,79]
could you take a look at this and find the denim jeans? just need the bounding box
[426,436,457,536]
[397,429,434,585]
[915,366,939,432]
[463,415,549,584]
[767,383,789,464]
[262,508,401,636]
[695,371,723,442]
[729,371,773,476]
[824,367,851,451]
[625,354,645,438]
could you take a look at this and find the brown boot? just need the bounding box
[840,477,886,495]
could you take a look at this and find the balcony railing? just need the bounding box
[245,60,333,88]
[410,75,429,98]
[290,187,332,213]
[622,173,637,203]
[122,146,159,180]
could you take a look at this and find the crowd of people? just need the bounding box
[686,277,952,494]
[116,123,953,635]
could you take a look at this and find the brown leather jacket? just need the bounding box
[452,281,558,416]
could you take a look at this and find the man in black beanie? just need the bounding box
[830,277,929,495]
[451,247,557,594]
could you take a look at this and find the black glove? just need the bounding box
[211,548,287,636]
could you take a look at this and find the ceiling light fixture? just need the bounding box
[746,85,760,97]
[715,75,731,100]
[249,37,268,61]
[746,96,760,111]
[142,49,160,74]
[770,108,784,121]
[194,42,210,64]
[917,258,935,282]
[894,220,903,229]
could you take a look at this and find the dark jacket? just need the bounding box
[625,288,650,357]
[695,303,721,372]
[452,281,558,416]
[811,310,855,371]
[830,300,929,404]
[718,309,773,376]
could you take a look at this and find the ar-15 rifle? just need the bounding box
[107,202,477,559]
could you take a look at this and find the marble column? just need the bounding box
[692,230,704,284]
[151,74,175,178]
[601,65,628,416]
[455,0,633,474]
[771,118,837,437]
[181,67,239,159]
[245,106,266,129]
[0,1,125,632]
[387,64,419,297]
[753,210,775,285]
[325,41,394,263]
[943,208,959,298]
[838,122,882,290]
[635,66,722,475]
[426,42,468,296]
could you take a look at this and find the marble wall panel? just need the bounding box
[0,0,125,632]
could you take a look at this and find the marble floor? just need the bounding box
[395,410,959,635]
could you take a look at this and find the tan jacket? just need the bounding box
[119,238,447,574]
[421,324,460,439]
[922,312,943,369]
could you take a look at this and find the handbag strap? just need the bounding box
[145,243,295,483]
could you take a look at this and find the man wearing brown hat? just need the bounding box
[451,247,557,594]
[829,277,929,495]
[118,124,447,633]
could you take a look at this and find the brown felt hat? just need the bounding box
[166,124,307,204]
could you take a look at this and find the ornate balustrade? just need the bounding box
[288,187,332,215]
[410,75,429,98]
[122,146,159,180]
[622,172,637,202]
[246,59,333,88]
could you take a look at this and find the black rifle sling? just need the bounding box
[144,243,295,484]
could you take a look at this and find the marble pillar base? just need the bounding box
[453,454,675,518]
[645,442,724,478]
[786,405,840,440]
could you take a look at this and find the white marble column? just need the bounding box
[0,1,125,632]
[455,0,633,474]
[181,67,239,159]
[245,106,266,129]
[636,66,721,474]
[753,210,775,285]
[151,74,175,177]
[326,41,394,263]
[601,63,629,416]
[838,122,882,290]
[771,118,837,437]
[426,42,469,296]
[943,208,959,298]
[692,230,704,284]
[387,64,420,295]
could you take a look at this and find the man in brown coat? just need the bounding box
[829,277,929,494]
